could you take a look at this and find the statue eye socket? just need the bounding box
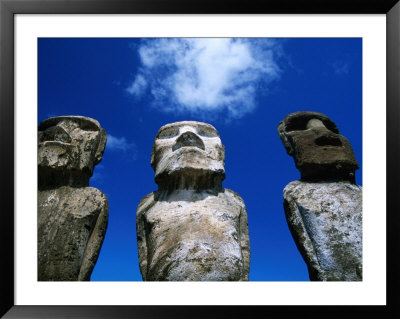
[285,122,308,132]
[38,126,72,143]
[157,127,179,139]
[285,119,334,133]
[197,126,218,137]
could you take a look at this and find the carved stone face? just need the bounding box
[38,116,107,177]
[278,111,359,181]
[151,121,225,183]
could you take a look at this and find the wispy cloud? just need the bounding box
[127,38,282,119]
[106,134,137,160]
[126,74,147,95]
[331,61,350,75]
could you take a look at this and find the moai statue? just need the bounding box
[38,116,108,281]
[278,111,362,281]
[136,121,250,281]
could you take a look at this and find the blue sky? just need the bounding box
[38,37,362,281]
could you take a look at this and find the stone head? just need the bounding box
[151,121,225,185]
[278,111,359,182]
[38,116,107,179]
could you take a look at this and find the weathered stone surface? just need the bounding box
[38,187,108,281]
[283,181,362,281]
[137,121,250,281]
[38,116,108,281]
[137,189,249,281]
[278,111,359,183]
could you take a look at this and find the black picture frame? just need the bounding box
[1,0,399,318]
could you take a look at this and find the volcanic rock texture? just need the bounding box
[283,181,362,281]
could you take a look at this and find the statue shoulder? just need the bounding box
[81,187,108,207]
[39,186,108,220]
[86,186,108,198]
[223,189,246,209]
[137,192,156,216]
[66,186,108,213]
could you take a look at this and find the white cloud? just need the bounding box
[127,38,282,119]
[106,135,137,159]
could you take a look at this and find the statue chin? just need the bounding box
[154,164,226,191]
[154,152,224,180]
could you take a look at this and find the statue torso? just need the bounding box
[137,189,247,281]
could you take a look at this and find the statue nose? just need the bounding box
[307,118,342,147]
[314,132,342,147]
[173,131,205,151]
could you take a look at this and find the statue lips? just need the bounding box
[172,131,205,152]
[38,141,74,152]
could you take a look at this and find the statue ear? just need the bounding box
[150,144,155,170]
[95,128,107,165]
[278,122,294,156]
